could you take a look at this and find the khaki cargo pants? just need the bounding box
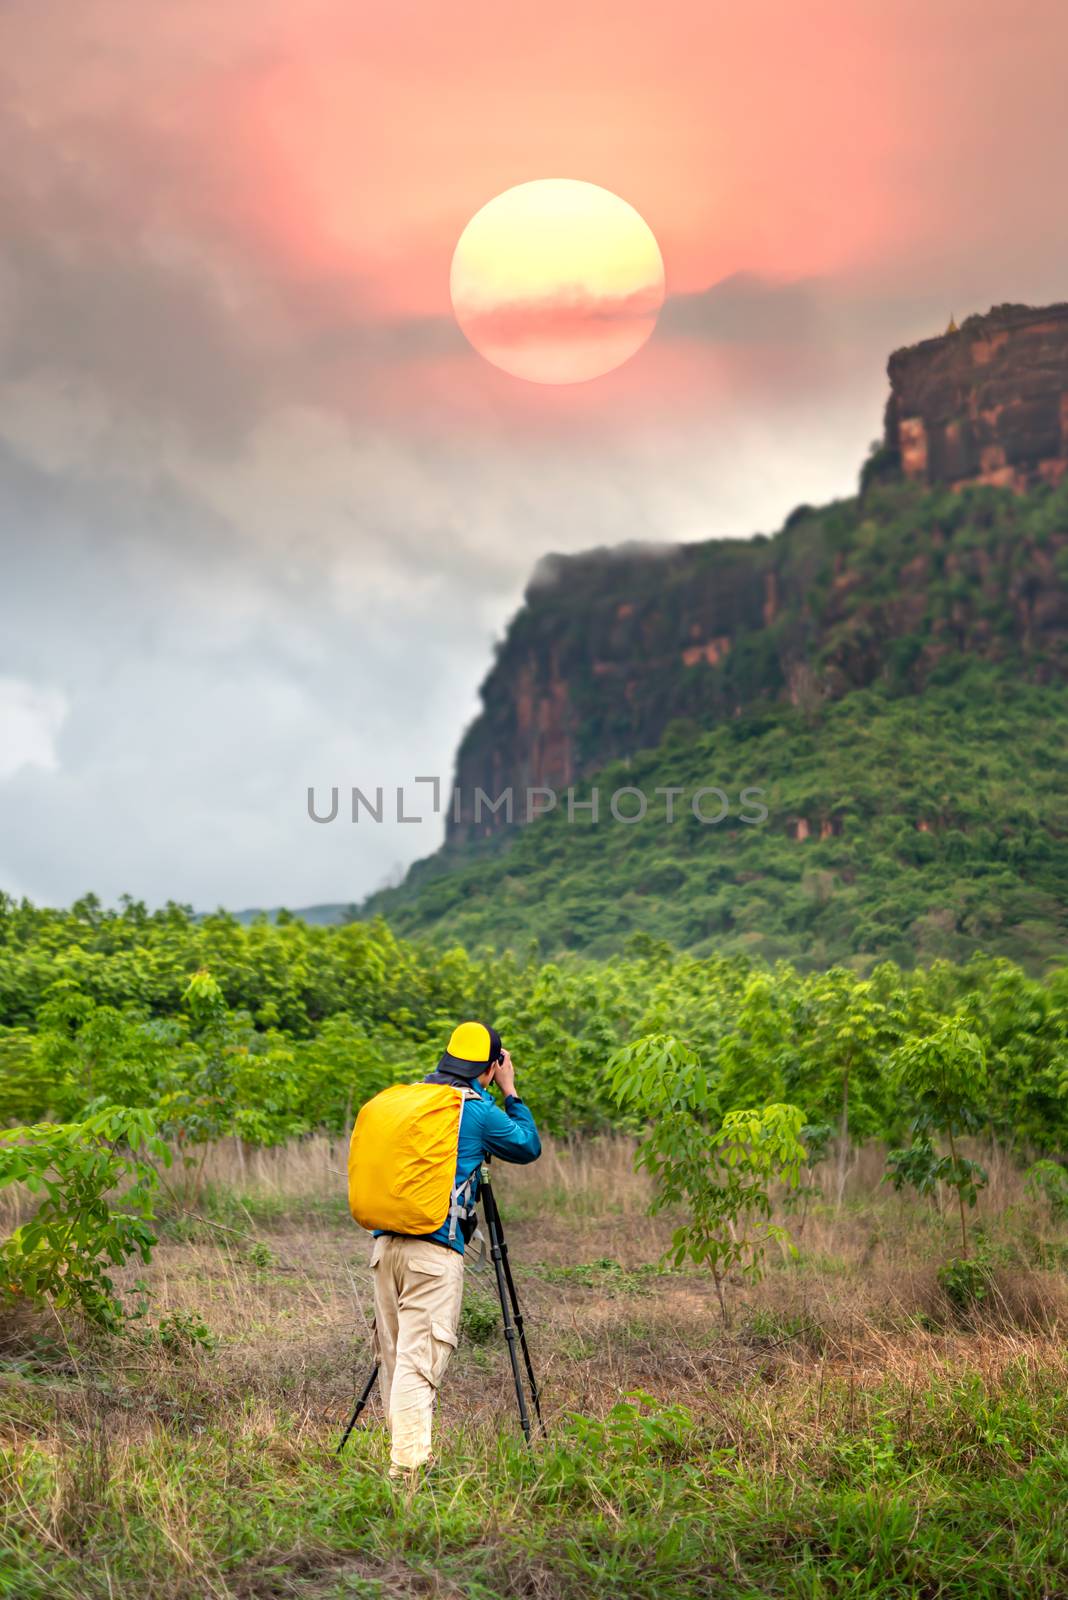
[370,1234,464,1471]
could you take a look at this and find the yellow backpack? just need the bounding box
[347,1081,481,1237]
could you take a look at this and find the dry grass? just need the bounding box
[2,1136,1067,1599]
[5,1134,1063,1438]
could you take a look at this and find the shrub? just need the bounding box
[460,1292,500,1345]
[938,1253,993,1312]
[156,1308,216,1354]
[0,1105,168,1330]
[1024,1159,1068,1219]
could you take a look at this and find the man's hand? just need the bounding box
[494,1049,517,1099]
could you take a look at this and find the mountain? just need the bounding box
[363,303,1068,969]
[446,302,1068,844]
[226,903,359,928]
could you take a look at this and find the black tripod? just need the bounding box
[337,1165,542,1453]
[481,1164,543,1441]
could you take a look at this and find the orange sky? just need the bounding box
[240,7,895,302]
[8,0,1068,460]
[225,1,1068,310]
[12,0,1068,353]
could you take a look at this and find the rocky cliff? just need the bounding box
[448,303,1068,843]
[878,301,1068,492]
[450,487,1068,840]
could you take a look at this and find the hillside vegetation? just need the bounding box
[368,670,1068,969]
[365,479,1068,967]
[450,479,1068,830]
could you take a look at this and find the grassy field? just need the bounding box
[1,1140,1067,1599]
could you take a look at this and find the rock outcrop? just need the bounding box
[881,302,1068,492]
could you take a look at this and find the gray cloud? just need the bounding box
[658,272,827,344]
[0,107,277,453]
[0,366,892,909]
[0,435,485,907]
[0,91,467,459]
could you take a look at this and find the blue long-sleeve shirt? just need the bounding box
[375,1072,541,1255]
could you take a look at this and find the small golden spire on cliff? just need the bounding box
[945,314,959,334]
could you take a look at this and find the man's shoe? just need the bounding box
[388,1453,435,1487]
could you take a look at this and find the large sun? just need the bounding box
[450,180,665,385]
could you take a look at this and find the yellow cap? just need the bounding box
[438,1020,503,1078]
[447,1022,493,1062]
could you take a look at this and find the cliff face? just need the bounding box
[881,302,1068,492]
[451,539,773,833]
[450,490,1068,840]
[449,303,1068,843]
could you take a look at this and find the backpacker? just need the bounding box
[348,1081,482,1238]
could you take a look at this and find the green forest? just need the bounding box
[2,895,1066,1152]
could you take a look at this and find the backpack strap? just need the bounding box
[446,1089,484,1242]
[465,1223,489,1272]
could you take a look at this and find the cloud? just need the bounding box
[0,85,467,457]
[455,284,663,344]
[0,107,277,454]
[0,432,477,907]
[658,273,827,344]
[0,679,68,781]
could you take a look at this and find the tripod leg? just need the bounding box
[501,1252,543,1429]
[483,1183,532,1443]
[482,1180,543,1430]
[336,1361,379,1455]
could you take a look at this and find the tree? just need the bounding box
[788,970,902,1208]
[35,981,180,1121]
[885,1017,988,1257]
[155,970,241,1201]
[608,1034,806,1324]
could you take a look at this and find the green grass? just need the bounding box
[533,1257,663,1296]
[2,1374,1065,1599]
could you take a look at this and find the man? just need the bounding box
[370,1021,541,1478]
